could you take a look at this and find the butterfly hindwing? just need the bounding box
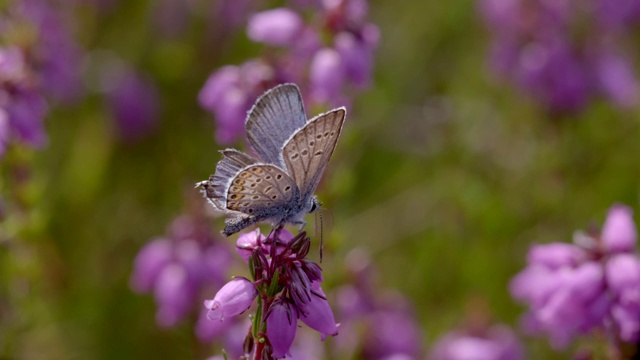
[283,107,346,200]
[226,164,299,217]
[245,84,307,167]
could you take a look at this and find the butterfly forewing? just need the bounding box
[283,107,346,200]
[226,164,299,216]
[246,84,307,167]
[205,149,259,209]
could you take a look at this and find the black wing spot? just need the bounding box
[248,209,254,213]
[301,149,309,156]
[330,131,336,136]
[230,194,238,200]
[267,202,272,206]
[256,178,262,183]
[234,179,242,184]
[242,202,250,207]
[252,195,259,200]
[271,195,277,199]
[315,151,323,156]
[266,175,272,180]
[316,134,322,139]
[291,153,299,160]
[284,186,291,191]
[276,174,283,180]
[250,183,257,188]
[324,132,329,137]
[309,141,315,147]
[265,186,273,192]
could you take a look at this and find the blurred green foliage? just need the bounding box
[1,0,639,359]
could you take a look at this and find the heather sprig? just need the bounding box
[199,0,379,144]
[0,0,83,158]
[131,213,234,335]
[203,228,339,359]
[480,0,640,114]
[333,249,424,359]
[511,204,640,357]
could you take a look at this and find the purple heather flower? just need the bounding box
[309,48,344,105]
[204,277,257,321]
[595,51,640,108]
[130,238,173,293]
[211,0,257,31]
[247,8,304,47]
[606,254,640,341]
[131,214,233,330]
[511,204,640,348]
[334,25,378,88]
[18,0,83,103]
[155,263,195,327]
[0,47,49,151]
[480,0,640,113]
[601,204,637,253]
[526,242,584,269]
[196,308,235,342]
[299,282,340,340]
[0,111,8,156]
[267,300,298,358]
[236,229,264,263]
[363,311,422,359]
[429,324,524,360]
[103,67,160,142]
[199,61,274,144]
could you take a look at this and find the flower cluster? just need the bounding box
[203,228,339,359]
[430,322,524,360]
[97,59,160,142]
[131,214,232,328]
[480,0,640,114]
[199,0,379,144]
[333,249,424,359]
[511,204,640,350]
[0,0,83,158]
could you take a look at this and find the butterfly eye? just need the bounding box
[310,202,317,213]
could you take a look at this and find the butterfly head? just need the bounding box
[309,196,321,214]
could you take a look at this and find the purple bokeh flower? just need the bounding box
[0,46,48,153]
[0,0,84,158]
[131,214,233,329]
[510,204,640,350]
[480,0,640,113]
[101,65,160,142]
[198,61,274,144]
[247,8,304,47]
[334,249,424,359]
[429,324,525,360]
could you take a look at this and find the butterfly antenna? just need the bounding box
[319,207,324,263]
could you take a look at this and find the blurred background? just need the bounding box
[1,0,640,359]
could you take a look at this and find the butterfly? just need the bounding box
[197,83,346,237]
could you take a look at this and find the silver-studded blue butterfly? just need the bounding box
[197,83,346,236]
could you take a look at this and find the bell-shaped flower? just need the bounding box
[205,277,257,321]
[526,243,584,269]
[267,300,297,358]
[236,229,264,263]
[300,282,339,340]
[130,238,173,293]
[602,204,637,253]
[247,8,303,46]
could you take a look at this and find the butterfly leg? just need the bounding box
[222,214,261,237]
